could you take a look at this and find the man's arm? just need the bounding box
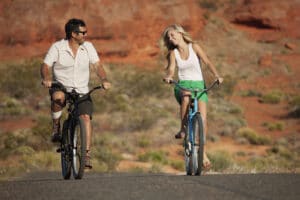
[41,63,52,88]
[91,61,111,89]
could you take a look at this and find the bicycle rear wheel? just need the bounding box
[193,113,204,176]
[61,120,71,179]
[71,117,86,179]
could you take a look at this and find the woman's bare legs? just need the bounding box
[175,91,190,138]
[198,100,211,168]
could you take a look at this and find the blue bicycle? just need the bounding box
[170,80,219,175]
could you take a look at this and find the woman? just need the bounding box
[162,24,223,169]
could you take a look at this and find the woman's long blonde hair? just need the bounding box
[162,24,194,51]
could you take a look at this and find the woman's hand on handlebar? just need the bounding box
[216,77,224,84]
[163,77,173,84]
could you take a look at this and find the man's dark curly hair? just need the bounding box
[65,18,86,40]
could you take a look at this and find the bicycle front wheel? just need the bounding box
[71,117,87,179]
[193,113,204,176]
[61,120,71,180]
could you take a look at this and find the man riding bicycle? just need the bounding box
[40,18,111,169]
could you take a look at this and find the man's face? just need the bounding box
[73,26,87,44]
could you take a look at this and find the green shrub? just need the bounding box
[262,122,284,131]
[260,90,283,104]
[198,0,218,11]
[237,127,271,145]
[211,74,237,98]
[289,95,300,107]
[208,150,232,171]
[149,164,163,173]
[170,160,185,171]
[138,150,168,165]
[240,89,262,97]
[267,145,294,160]
[0,97,28,118]
[288,95,300,118]
[93,134,122,172]
[30,115,53,150]
[137,136,151,148]
[0,59,44,99]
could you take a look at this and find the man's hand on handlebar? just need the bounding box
[102,80,111,90]
[42,80,52,88]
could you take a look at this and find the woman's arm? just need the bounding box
[192,43,223,82]
[163,50,176,83]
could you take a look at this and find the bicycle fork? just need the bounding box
[185,98,198,157]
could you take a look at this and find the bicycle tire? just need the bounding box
[184,138,193,175]
[193,113,204,176]
[61,120,71,179]
[71,117,86,179]
[185,121,193,176]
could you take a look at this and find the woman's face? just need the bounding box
[167,29,182,46]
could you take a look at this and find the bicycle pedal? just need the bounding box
[185,149,190,156]
[56,148,62,153]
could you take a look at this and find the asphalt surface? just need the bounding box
[0,172,299,200]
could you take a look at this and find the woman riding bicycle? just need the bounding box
[162,24,223,169]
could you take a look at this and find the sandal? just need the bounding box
[85,150,92,169]
[51,122,61,143]
[175,130,185,139]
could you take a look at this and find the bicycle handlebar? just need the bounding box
[169,79,220,94]
[51,81,103,96]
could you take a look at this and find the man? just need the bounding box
[41,18,111,169]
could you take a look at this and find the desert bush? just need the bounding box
[267,145,295,160]
[13,146,35,156]
[208,150,232,171]
[240,89,262,97]
[0,59,44,99]
[198,0,219,11]
[0,97,28,118]
[245,153,297,172]
[30,115,53,150]
[138,150,168,165]
[211,74,237,98]
[0,130,32,158]
[93,134,122,172]
[21,151,59,171]
[149,164,163,173]
[288,95,300,118]
[262,122,284,131]
[137,136,151,148]
[169,160,185,171]
[237,127,271,145]
[260,90,283,104]
[107,64,168,99]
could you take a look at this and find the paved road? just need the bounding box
[0,172,299,200]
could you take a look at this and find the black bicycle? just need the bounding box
[51,82,102,179]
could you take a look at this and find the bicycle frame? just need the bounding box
[171,80,219,154]
[187,91,199,155]
[51,81,103,179]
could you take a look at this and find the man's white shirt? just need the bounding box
[44,39,100,94]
